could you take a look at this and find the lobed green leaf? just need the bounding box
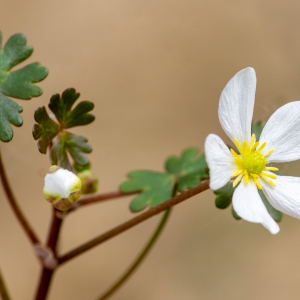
[50,132,92,171]
[32,107,60,154]
[0,32,48,142]
[165,148,208,192]
[120,171,175,212]
[49,88,95,129]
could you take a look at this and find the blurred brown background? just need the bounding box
[2,0,300,299]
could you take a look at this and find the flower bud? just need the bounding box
[43,165,82,211]
[77,170,98,194]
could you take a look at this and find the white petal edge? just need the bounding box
[44,168,80,198]
[204,134,236,190]
[259,101,300,163]
[218,67,256,146]
[232,178,280,234]
[261,175,300,220]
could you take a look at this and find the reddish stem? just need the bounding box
[34,208,64,300]
[58,180,210,265]
[0,150,40,245]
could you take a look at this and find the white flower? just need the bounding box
[43,165,82,211]
[205,67,300,234]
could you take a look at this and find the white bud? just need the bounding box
[43,165,81,211]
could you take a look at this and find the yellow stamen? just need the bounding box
[232,169,243,177]
[234,139,244,155]
[261,174,276,187]
[261,172,277,179]
[229,134,278,189]
[230,149,242,160]
[244,170,249,184]
[265,167,279,171]
[253,178,262,189]
[251,142,259,151]
[263,149,275,157]
[243,141,249,154]
[257,142,266,152]
[250,134,256,149]
[233,173,243,187]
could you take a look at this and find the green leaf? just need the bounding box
[50,132,92,171]
[165,148,208,192]
[0,32,48,142]
[214,182,235,209]
[49,88,95,129]
[214,183,241,220]
[0,94,23,142]
[32,107,60,154]
[252,120,265,140]
[120,171,175,212]
[232,207,241,220]
[258,189,282,222]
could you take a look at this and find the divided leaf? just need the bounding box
[0,94,23,142]
[165,148,208,192]
[50,132,92,171]
[49,88,95,129]
[120,171,175,212]
[0,32,48,142]
[33,107,60,154]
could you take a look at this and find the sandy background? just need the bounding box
[1,0,300,299]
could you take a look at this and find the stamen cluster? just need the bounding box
[230,134,278,189]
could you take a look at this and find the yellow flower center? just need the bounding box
[230,134,278,189]
[241,152,267,175]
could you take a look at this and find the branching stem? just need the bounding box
[34,208,64,300]
[58,180,209,265]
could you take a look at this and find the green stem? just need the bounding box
[98,208,172,300]
[0,269,11,300]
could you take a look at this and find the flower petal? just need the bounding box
[218,67,256,146]
[232,178,280,234]
[259,101,300,163]
[261,175,300,220]
[204,134,236,190]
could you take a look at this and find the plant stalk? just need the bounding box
[98,208,172,300]
[58,180,209,265]
[0,149,40,245]
[34,208,63,300]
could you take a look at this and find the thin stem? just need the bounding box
[98,208,172,300]
[34,208,64,300]
[47,209,64,252]
[0,269,10,300]
[58,180,209,265]
[34,269,54,300]
[67,191,136,213]
[0,149,40,245]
